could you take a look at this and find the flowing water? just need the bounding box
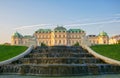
[0,74,120,78]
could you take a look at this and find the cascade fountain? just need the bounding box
[0,46,120,76]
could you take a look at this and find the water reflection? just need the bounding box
[0,74,120,78]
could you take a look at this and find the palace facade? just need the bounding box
[87,31,109,45]
[11,26,85,46]
[109,35,120,44]
[11,26,119,46]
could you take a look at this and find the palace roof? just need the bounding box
[98,31,108,36]
[68,29,84,33]
[24,35,33,38]
[12,32,23,38]
[54,26,67,32]
[35,29,52,33]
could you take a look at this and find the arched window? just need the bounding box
[14,41,16,44]
[104,41,106,44]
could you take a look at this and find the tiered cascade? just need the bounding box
[0,46,120,76]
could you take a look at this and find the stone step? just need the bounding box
[24,53,94,58]
[1,46,120,76]
[16,57,105,64]
[1,64,120,76]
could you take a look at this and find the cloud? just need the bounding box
[64,20,120,27]
[114,13,120,16]
[13,24,54,30]
[13,16,120,30]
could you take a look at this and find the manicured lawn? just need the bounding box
[91,44,120,61]
[0,45,28,61]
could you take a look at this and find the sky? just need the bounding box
[0,0,120,43]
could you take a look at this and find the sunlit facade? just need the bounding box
[11,32,35,46]
[11,26,119,46]
[11,26,86,46]
[87,31,109,45]
[34,26,86,46]
[109,35,120,44]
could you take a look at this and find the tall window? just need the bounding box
[72,41,74,44]
[59,40,61,44]
[69,40,71,44]
[63,40,65,43]
[55,40,57,44]
[59,35,61,38]
[63,35,65,37]
[46,40,47,44]
[55,35,57,38]
[14,41,16,44]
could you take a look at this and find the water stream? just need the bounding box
[0,74,120,78]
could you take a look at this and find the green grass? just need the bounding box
[0,45,28,61]
[91,44,120,61]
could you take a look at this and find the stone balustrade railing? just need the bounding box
[0,45,34,65]
[82,45,120,66]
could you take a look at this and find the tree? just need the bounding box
[41,43,47,46]
[117,40,120,44]
[73,42,80,46]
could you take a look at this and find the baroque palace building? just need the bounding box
[11,26,117,46]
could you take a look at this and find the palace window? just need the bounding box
[63,35,65,37]
[63,40,65,43]
[74,35,76,38]
[72,41,74,44]
[59,40,61,44]
[55,35,57,38]
[104,41,106,44]
[14,41,16,44]
[69,40,71,44]
[59,35,61,38]
[55,40,57,44]
[79,41,81,44]
[46,41,47,43]
[46,35,48,38]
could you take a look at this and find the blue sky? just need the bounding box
[0,0,120,43]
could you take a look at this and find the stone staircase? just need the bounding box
[0,46,120,76]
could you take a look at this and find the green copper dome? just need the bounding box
[98,31,108,36]
[12,32,23,38]
[54,26,66,32]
